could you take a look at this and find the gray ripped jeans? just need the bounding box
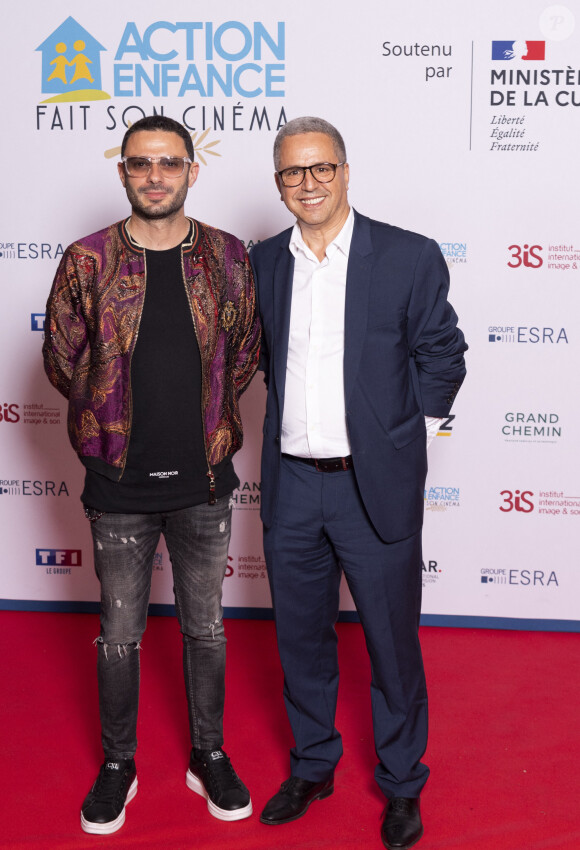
[88,494,232,760]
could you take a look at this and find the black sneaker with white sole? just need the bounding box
[186,748,252,821]
[81,758,137,835]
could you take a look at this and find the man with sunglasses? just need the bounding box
[250,117,467,849]
[43,115,259,834]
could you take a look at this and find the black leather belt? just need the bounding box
[282,453,353,472]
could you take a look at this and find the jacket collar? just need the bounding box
[117,217,200,255]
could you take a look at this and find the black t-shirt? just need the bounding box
[82,226,238,512]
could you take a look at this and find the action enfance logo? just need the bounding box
[37,17,285,102]
[424,486,460,512]
[36,16,109,103]
[439,242,467,268]
[36,18,288,162]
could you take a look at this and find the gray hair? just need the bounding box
[273,117,347,170]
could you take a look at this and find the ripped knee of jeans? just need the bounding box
[183,616,224,643]
[208,616,222,640]
[94,635,142,661]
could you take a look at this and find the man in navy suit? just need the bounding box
[250,116,467,850]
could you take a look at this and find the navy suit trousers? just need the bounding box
[263,454,430,799]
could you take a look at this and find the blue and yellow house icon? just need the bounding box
[36,16,110,102]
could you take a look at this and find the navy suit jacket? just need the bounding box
[250,209,467,543]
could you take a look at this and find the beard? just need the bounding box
[125,179,189,220]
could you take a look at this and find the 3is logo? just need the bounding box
[499,489,534,513]
[507,244,543,268]
[0,403,20,423]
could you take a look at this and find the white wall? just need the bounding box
[1,0,578,630]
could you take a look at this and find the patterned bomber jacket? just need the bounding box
[43,218,260,483]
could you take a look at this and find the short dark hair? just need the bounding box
[121,115,194,160]
[273,117,347,170]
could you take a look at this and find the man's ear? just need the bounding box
[274,172,283,200]
[188,161,200,188]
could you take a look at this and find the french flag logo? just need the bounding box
[492,41,545,60]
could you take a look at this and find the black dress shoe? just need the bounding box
[260,775,334,825]
[381,797,423,849]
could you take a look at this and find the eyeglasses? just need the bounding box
[277,162,345,188]
[122,156,192,178]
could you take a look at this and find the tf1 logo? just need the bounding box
[507,244,543,268]
[36,549,82,566]
[499,489,534,513]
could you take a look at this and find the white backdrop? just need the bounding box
[1,0,578,630]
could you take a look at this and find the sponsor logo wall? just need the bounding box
[1,1,578,630]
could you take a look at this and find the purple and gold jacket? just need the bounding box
[43,218,260,483]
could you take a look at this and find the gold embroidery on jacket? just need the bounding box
[221,300,237,331]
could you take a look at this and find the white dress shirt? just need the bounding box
[281,209,354,458]
[280,208,442,456]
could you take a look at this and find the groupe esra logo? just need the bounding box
[0,480,20,496]
[481,567,558,586]
[507,244,542,268]
[0,480,69,496]
[0,242,64,261]
[499,489,534,513]
[488,325,568,344]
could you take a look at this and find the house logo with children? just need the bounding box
[36,16,109,102]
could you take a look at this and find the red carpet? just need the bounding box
[0,612,578,849]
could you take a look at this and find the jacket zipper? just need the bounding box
[181,237,216,505]
[118,246,146,481]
